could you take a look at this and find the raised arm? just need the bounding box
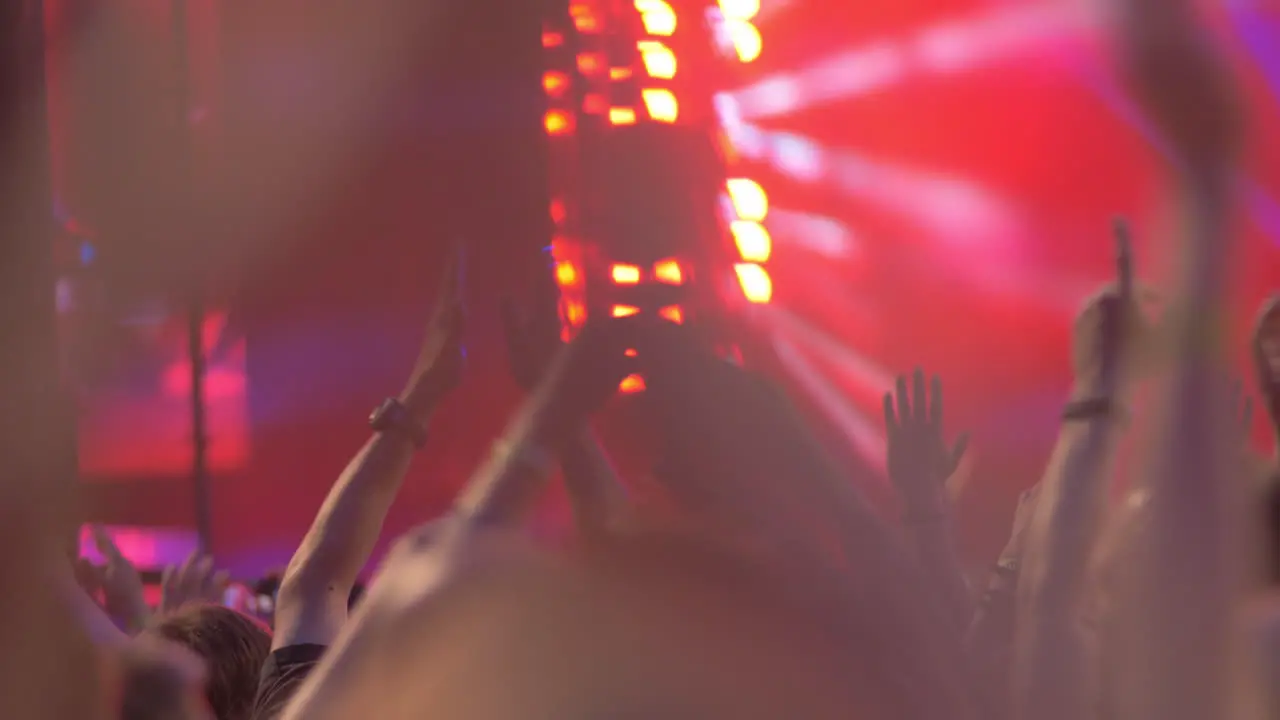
[1013,224,1141,720]
[1106,0,1248,717]
[272,251,466,650]
[88,525,151,634]
[641,323,977,720]
[500,290,628,535]
[966,483,1040,720]
[883,369,973,629]
[277,316,636,720]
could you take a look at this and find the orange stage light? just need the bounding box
[642,88,679,123]
[543,71,570,97]
[638,41,677,78]
[555,262,580,286]
[620,374,646,393]
[726,19,762,62]
[636,1,676,36]
[609,107,638,125]
[653,258,683,284]
[611,263,642,284]
[734,263,773,303]
[726,178,768,221]
[730,220,772,262]
[577,52,605,75]
[544,110,574,135]
[718,0,760,21]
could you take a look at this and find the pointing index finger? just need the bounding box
[1113,217,1134,301]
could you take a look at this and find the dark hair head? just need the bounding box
[146,605,271,720]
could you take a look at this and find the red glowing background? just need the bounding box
[46,0,1280,575]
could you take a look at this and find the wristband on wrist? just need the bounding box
[368,398,429,449]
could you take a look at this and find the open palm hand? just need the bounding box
[883,369,969,518]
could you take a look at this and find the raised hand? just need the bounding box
[499,267,562,393]
[882,369,969,518]
[159,551,229,614]
[91,525,150,633]
[400,244,467,414]
[453,315,639,528]
[1070,219,1154,398]
[537,314,640,421]
[1116,0,1241,176]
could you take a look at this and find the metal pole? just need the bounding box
[172,0,213,553]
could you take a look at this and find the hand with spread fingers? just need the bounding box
[90,525,151,633]
[883,369,970,519]
[159,551,230,615]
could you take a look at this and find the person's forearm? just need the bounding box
[964,565,1020,720]
[57,568,129,647]
[282,433,416,599]
[1013,418,1116,720]
[905,515,973,628]
[558,426,627,532]
[455,390,566,528]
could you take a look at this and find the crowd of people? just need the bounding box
[6,0,1280,718]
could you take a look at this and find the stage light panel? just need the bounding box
[642,88,679,122]
[638,41,677,78]
[726,19,762,62]
[731,220,772,262]
[544,110,574,135]
[726,177,768,221]
[734,263,773,303]
[611,263,642,284]
[610,107,638,125]
[620,374,647,393]
[719,0,760,21]
[653,258,684,284]
[555,261,580,286]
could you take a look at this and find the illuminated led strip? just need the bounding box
[542,17,589,342]
[542,0,695,393]
[541,0,768,392]
[710,0,772,304]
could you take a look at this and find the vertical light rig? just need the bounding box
[708,0,772,305]
[541,0,769,393]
